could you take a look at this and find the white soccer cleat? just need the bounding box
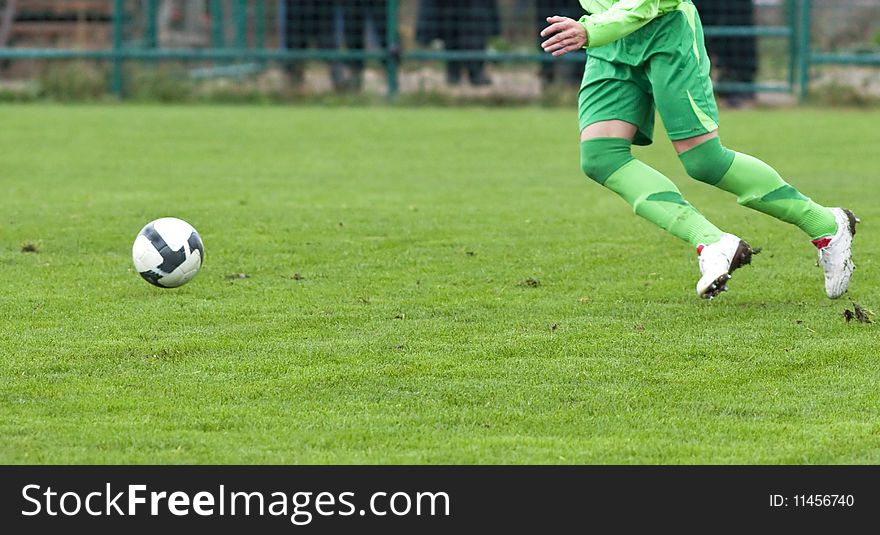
[813,208,859,299]
[696,233,754,299]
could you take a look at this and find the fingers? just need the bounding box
[542,38,574,54]
[541,28,576,46]
[542,38,571,54]
[539,21,568,38]
[551,42,582,57]
[541,29,579,53]
[549,42,578,56]
[540,16,585,55]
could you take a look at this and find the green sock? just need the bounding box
[679,138,838,240]
[581,139,724,247]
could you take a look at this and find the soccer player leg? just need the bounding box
[679,137,859,298]
[662,0,838,242]
[580,132,722,249]
[578,59,725,251]
[677,137,840,242]
[580,127,748,299]
[655,3,856,297]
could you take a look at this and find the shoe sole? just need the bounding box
[844,209,859,236]
[701,240,754,299]
[825,209,859,299]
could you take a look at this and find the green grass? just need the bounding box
[1,104,878,464]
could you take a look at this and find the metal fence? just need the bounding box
[0,0,878,101]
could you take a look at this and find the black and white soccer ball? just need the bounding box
[132,218,204,288]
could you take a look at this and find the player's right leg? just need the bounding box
[579,120,722,250]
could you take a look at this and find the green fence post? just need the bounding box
[255,0,266,51]
[111,0,125,98]
[145,0,159,49]
[211,0,225,48]
[386,0,399,100]
[233,0,248,49]
[797,0,812,101]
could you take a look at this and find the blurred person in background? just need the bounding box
[283,0,342,87]
[417,0,500,86]
[698,0,757,107]
[284,0,390,92]
[0,0,16,49]
[343,0,390,91]
[535,0,584,86]
[0,0,15,73]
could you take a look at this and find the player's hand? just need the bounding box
[540,16,588,57]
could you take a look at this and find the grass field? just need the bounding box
[1,104,878,464]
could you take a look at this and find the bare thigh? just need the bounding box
[580,120,638,142]
[581,121,719,152]
[672,130,719,153]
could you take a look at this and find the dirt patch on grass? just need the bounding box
[843,302,873,324]
[518,277,541,288]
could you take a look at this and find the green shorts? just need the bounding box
[577,1,719,146]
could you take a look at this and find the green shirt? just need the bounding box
[578,0,684,48]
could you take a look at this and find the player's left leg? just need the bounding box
[651,2,858,298]
[673,132,858,299]
[674,131,836,244]
[653,4,837,242]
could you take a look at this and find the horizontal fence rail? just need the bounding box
[809,53,880,66]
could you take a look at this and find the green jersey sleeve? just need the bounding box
[579,0,661,48]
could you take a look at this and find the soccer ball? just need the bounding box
[132,217,204,288]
